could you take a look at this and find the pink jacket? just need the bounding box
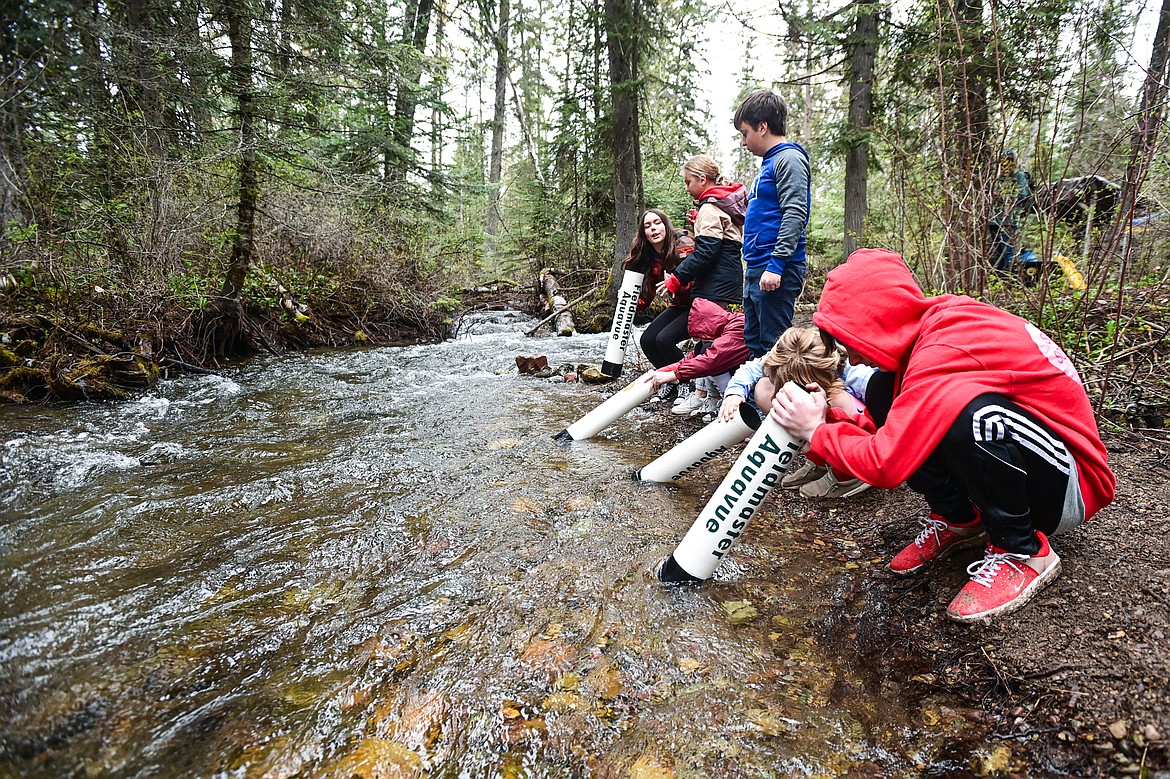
[661,298,752,381]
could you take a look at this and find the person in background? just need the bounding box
[769,248,1116,623]
[649,155,745,406]
[622,208,694,403]
[733,89,811,358]
[717,326,874,499]
[648,298,752,423]
[989,150,1032,270]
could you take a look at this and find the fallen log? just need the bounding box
[525,287,595,337]
[537,270,576,337]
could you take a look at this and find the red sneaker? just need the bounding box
[946,532,1062,623]
[888,512,987,576]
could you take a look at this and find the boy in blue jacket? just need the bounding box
[733,89,811,357]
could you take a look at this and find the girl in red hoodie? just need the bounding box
[770,249,1116,623]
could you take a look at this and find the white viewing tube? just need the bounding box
[655,384,809,583]
[636,402,762,483]
[554,371,656,442]
[600,270,645,378]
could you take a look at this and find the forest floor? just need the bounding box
[629,398,1169,778]
[760,307,1170,778]
[801,428,1169,778]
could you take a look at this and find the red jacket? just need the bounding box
[810,248,1116,519]
[661,298,751,381]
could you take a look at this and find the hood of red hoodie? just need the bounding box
[686,297,736,340]
[698,182,744,200]
[812,249,945,373]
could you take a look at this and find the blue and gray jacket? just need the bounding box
[743,142,811,276]
[725,358,874,417]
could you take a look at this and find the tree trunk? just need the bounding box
[485,0,511,246]
[604,0,643,306]
[390,0,435,179]
[0,38,25,243]
[430,0,448,171]
[199,0,258,360]
[177,0,213,134]
[1099,0,1170,267]
[220,2,258,305]
[122,0,165,158]
[843,0,878,259]
[936,0,990,290]
[1094,0,1170,404]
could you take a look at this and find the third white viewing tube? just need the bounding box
[654,383,809,583]
[554,371,656,442]
[600,270,644,378]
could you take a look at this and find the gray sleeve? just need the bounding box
[768,150,811,274]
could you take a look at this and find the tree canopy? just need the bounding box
[1,0,1167,386]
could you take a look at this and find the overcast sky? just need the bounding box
[695,0,1163,162]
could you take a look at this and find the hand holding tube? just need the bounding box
[717,394,744,423]
[650,370,678,391]
[769,381,828,441]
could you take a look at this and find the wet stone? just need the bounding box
[515,354,549,374]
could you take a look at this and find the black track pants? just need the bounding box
[867,374,1072,555]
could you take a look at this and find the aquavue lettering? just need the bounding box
[672,447,730,481]
[610,286,642,349]
[700,434,802,558]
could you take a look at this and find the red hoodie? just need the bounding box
[810,248,1116,519]
[660,298,752,381]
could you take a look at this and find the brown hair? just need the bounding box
[761,327,844,401]
[681,154,728,186]
[623,208,681,273]
[733,89,789,136]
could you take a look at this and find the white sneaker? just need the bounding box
[697,397,722,422]
[672,392,708,415]
[799,471,872,498]
[671,382,694,406]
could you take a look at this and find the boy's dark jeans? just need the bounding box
[867,372,1068,555]
[743,262,805,358]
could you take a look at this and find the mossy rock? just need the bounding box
[585,314,610,333]
[105,356,159,388]
[47,355,158,400]
[0,366,48,403]
[77,324,124,347]
[46,356,108,401]
[14,339,39,357]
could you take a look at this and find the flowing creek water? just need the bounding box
[1,311,998,778]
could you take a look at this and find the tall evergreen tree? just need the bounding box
[604,0,645,302]
[843,0,879,258]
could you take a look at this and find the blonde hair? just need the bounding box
[761,327,845,400]
[682,154,728,186]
